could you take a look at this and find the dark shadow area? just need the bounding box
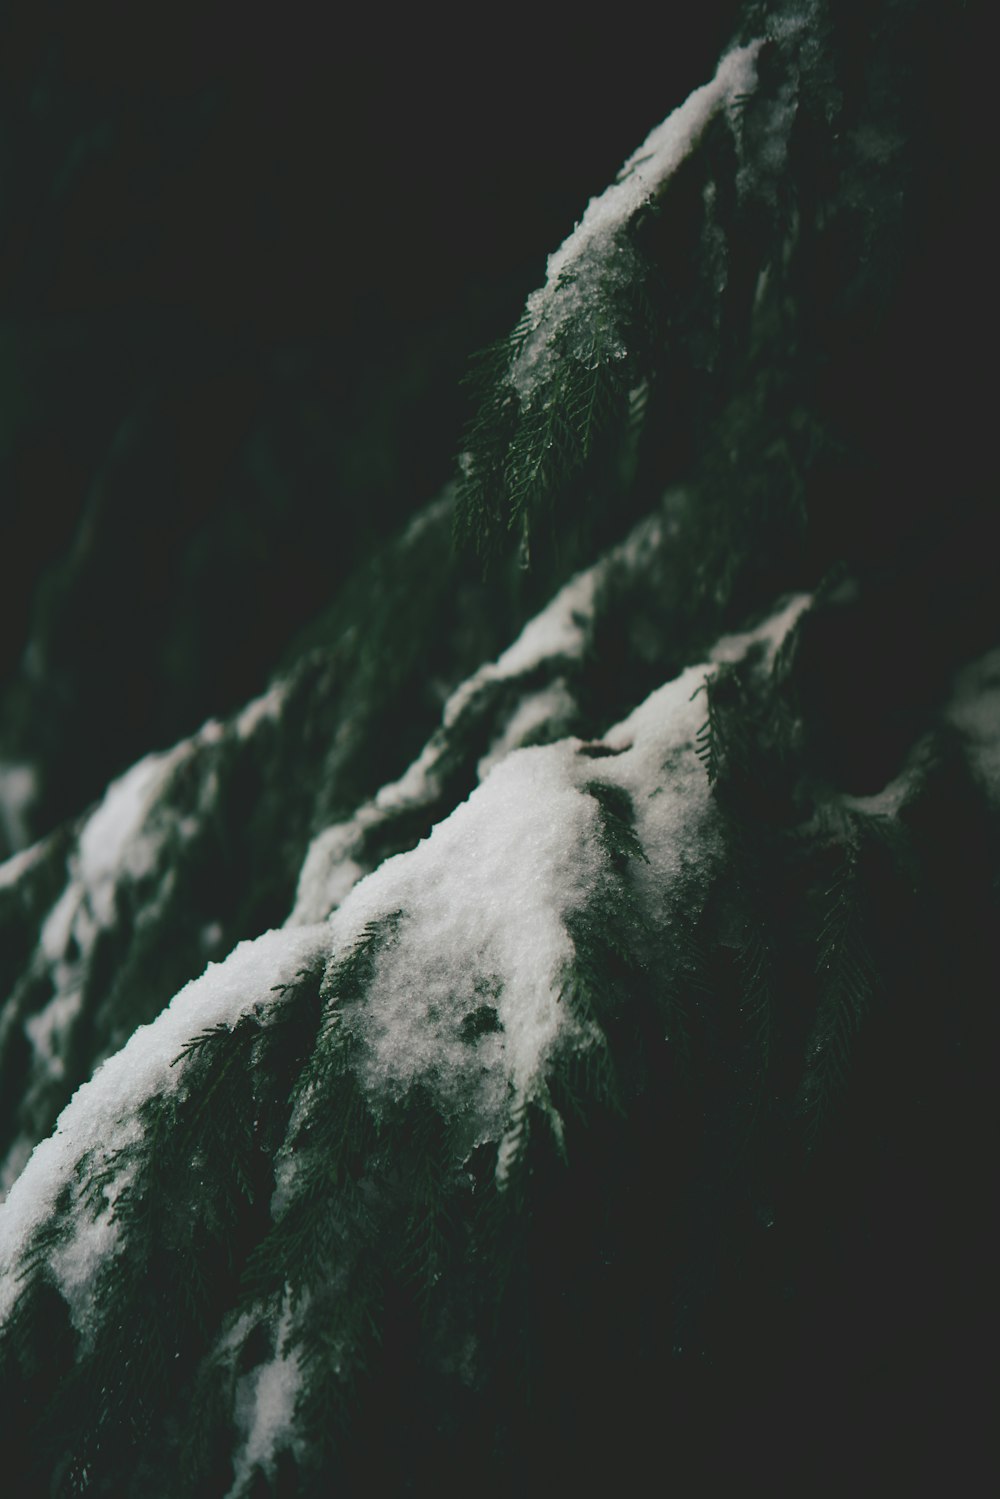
[0,0,743,848]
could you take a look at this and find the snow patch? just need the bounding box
[306,595,808,1158]
[288,564,602,927]
[48,1155,139,1320]
[77,745,192,927]
[25,986,86,1081]
[236,682,288,741]
[327,739,605,1138]
[0,836,49,891]
[0,924,331,1330]
[601,666,719,894]
[477,681,578,782]
[290,823,371,926]
[227,1300,303,1498]
[510,42,761,405]
[0,760,37,853]
[444,567,597,729]
[710,593,810,667]
[945,647,1000,801]
[0,1138,33,1200]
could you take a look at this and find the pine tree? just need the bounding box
[0,2,994,1493]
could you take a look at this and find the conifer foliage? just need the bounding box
[0,1,995,1492]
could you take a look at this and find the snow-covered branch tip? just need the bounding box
[455,42,762,559]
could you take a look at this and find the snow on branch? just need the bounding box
[0,589,809,1487]
[510,43,762,406]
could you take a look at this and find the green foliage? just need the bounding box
[0,960,326,1496]
[582,778,648,869]
[693,669,731,787]
[695,639,802,817]
[736,913,777,1073]
[657,902,713,1076]
[552,780,653,1125]
[692,628,899,1156]
[798,817,880,1148]
[455,234,656,567]
[1,3,995,1488]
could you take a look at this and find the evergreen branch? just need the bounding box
[495,1094,531,1191]
[800,837,879,1149]
[693,672,724,784]
[583,778,649,867]
[170,1019,235,1066]
[321,912,403,1022]
[456,294,641,559]
[737,916,775,1072]
[658,903,713,1077]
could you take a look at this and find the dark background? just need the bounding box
[0,1,743,849]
